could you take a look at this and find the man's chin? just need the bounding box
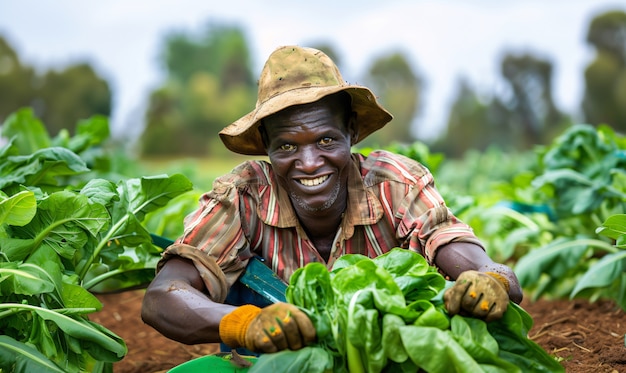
[291,194,338,213]
[290,181,343,213]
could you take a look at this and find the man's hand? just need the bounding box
[444,270,510,322]
[219,303,316,353]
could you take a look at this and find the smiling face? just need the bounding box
[261,93,356,219]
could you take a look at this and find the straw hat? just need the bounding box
[219,46,393,155]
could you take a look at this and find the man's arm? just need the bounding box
[141,256,235,344]
[141,256,316,352]
[434,242,523,304]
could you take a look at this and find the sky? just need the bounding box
[1,0,624,142]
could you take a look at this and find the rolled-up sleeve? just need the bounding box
[157,178,250,303]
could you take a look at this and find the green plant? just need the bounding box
[512,125,626,306]
[572,214,626,307]
[357,141,445,175]
[0,109,193,372]
[251,249,563,373]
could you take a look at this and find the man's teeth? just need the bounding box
[299,175,328,186]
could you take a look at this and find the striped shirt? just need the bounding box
[159,150,483,302]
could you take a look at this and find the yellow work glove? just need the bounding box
[443,270,510,322]
[219,302,316,353]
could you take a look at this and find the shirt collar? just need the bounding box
[344,153,384,227]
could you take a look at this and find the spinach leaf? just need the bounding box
[451,316,520,372]
[399,325,485,372]
[250,346,335,373]
[287,262,335,343]
[0,335,65,373]
[487,304,564,372]
[257,248,563,372]
[0,108,51,155]
[0,190,36,227]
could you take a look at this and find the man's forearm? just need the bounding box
[142,279,236,344]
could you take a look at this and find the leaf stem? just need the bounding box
[83,268,125,291]
[346,289,366,373]
[0,303,97,319]
[77,217,128,280]
[560,238,618,254]
[493,206,541,230]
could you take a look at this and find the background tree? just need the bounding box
[500,53,568,148]
[37,63,111,136]
[0,36,111,135]
[432,79,497,157]
[360,51,422,147]
[582,10,626,132]
[0,36,36,122]
[140,23,256,157]
[432,52,567,158]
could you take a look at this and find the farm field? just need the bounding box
[3,112,625,372]
[93,289,626,373]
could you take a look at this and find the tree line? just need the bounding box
[0,9,624,158]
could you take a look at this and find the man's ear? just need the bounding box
[348,111,358,144]
[258,123,269,152]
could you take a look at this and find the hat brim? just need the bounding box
[219,85,393,155]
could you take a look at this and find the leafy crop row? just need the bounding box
[0,109,193,372]
[385,124,626,310]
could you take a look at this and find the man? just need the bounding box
[141,45,523,354]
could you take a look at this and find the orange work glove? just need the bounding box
[219,302,316,353]
[443,270,510,322]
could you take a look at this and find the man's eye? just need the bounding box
[280,144,296,151]
[319,137,333,145]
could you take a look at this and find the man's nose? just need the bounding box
[296,146,323,171]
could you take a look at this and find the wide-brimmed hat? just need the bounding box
[219,46,393,155]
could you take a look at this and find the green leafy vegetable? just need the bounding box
[0,109,193,372]
[253,249,563,373]
[0,335,65,373]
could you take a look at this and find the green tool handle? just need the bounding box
[150,234,287,304]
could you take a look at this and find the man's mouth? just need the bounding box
[297,175,329,186]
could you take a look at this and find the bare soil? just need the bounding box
[92,290,626,373]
